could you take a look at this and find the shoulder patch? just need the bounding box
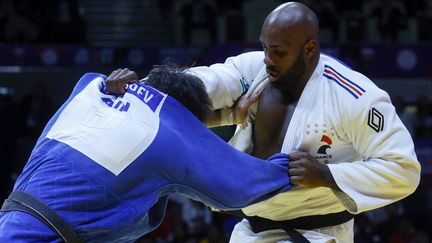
[323,65,365,99]
[240,77,249,95]
[368,107,384,132]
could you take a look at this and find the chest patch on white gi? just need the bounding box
[314,134,333,164]
[304,123,337,164]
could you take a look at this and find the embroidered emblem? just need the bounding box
[368,108,384,132]
[316,134,332,164]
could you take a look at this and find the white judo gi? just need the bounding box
[188,52,421,243]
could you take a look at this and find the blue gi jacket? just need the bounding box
[0,73,291,242]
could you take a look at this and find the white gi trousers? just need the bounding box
[229,219,354,243]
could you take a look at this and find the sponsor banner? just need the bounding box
[0,44,430,78]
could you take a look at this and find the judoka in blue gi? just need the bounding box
[0,65,292,242]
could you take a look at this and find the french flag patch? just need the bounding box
[323,65,366,99]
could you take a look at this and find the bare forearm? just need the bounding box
[204,92,259,128]
[204,109,222,128]
[204,108,236,128]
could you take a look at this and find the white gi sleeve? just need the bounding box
[328,88,421,214]
[186,51,265,109]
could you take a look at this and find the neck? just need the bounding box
[271,81,303,104]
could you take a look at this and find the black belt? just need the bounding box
[227,210,354,243]
[1,191,82,243]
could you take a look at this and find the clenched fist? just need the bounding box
[288,151,338,189]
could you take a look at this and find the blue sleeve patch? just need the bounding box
[239,77,250,95]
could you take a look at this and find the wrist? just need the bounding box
[220,108,234,126]
[322,164,338,189]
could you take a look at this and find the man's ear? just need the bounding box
[304,39,317,58]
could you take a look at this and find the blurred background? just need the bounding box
[0,0,431,242]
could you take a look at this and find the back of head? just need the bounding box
[142,64,212,121]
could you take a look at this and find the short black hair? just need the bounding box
[142,64,212,121]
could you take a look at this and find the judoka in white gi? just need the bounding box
[105,2,421,242]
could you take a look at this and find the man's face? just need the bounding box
[271,48,306,86]
[260,22,307,86]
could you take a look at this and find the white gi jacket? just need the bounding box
[188,52,421,221]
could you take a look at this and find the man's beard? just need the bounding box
[272,52,306,95]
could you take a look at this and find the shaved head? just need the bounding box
[264,2,319,44]
[259,2,320,95]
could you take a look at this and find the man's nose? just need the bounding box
[263,53,275,66]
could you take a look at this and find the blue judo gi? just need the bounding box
[0,73,292,242]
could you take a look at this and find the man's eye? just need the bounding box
[274,50,287,56]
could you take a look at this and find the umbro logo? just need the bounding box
[368,108,384,132]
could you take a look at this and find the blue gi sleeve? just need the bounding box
[158,97,293,210]
[169,152,292,210]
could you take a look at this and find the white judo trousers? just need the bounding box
[230,218,353,243]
